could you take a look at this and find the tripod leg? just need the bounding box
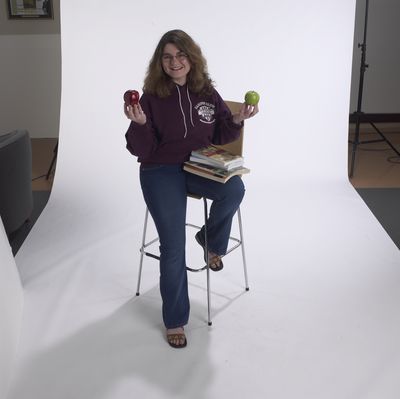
[370,122,400,157]
[46,142,58,180]
[349,117,361,178]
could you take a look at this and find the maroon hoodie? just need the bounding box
[125,84,242,164]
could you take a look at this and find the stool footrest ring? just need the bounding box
[186,265,208,272]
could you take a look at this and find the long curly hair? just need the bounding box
[143,30,214,98]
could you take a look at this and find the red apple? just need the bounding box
[244,90,260,106]
[124,90,140,106]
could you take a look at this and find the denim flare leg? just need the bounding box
[140,164,245,329]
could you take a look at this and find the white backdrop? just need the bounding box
[8,1,400,398]
[0,221,23,399]
[55,0,353,187]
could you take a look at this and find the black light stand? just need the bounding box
[349,0,400,178]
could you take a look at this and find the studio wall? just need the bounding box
[0,0,61,139]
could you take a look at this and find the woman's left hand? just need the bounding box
[232,103,259,125]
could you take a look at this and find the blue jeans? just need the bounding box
[140,164,245,329]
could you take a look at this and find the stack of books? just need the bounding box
[184,145,250,183]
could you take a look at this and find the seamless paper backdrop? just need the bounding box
[46,0,360,285]
[10,1,400,398]
[0,222,23,399]
[55,0,354,193]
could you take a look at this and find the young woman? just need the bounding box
[124,29,258,348]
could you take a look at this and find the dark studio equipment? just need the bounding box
[349,0,400,178]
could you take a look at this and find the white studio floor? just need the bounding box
[8,178,400,399]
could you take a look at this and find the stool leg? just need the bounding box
[237,207,249,291]
[136,207,149,296]
[203,197,212,326]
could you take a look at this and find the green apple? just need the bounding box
[244,90,260,106]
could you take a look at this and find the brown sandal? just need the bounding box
[195,232,224,272]
[166,329,187,349]
[208,254,224,272]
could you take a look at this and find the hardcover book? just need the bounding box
[190,145,244,170]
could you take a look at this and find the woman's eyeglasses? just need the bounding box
[162,53,188,63]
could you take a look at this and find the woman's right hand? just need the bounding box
[124,103,147,125]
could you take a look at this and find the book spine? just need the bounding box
[191,147,243,168]
[189,155,243,170]
[184,165,225,183]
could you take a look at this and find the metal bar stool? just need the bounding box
[136,199,248,326]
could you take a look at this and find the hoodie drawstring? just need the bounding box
[186,86,195,128]
[176,85,188,138]
[176,85,194,138]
